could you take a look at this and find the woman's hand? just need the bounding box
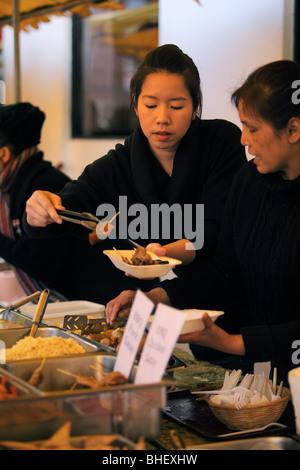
[26,191,65,227]
[105,290,137,325]
[146,243,167,257]
[105,287,171,325]
[178,312,246,356]
[158,239,196,265]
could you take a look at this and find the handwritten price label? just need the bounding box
[134,303,186,384]
[113,290,154,378]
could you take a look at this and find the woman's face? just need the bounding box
[238,99,300,180]
[135,72,196,160]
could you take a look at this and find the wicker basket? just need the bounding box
[207,387,291,431]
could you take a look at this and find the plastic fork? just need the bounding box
[218,422,287,438]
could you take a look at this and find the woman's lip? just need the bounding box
[154,132,171,141]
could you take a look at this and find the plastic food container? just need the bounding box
[21,301,105,327]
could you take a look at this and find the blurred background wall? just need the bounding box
[2,0,294,177]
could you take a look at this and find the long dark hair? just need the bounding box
[130,44,202,116]
[232,60,300,130]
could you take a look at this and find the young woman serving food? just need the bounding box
[24,44,246,304]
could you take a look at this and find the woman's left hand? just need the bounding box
[178,312,246,355]
[146,243,167,257]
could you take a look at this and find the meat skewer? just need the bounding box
[28,357,47,387]
[57,368,100,388]
[57,367,128,388]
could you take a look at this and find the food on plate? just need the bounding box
[0,421,146,450]
[5,336,86,360]
[0,376,18,400]
[116,245,169,266]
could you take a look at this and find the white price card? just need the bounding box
[113,290,154,378]
[0,340,5,364]
[134,303,186,384]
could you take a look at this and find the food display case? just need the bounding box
[0,354,172,441]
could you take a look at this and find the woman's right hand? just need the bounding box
[105,287,171,325]
[105,290,137,325]
[26,190,65,227]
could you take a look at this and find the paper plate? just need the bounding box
[103,250,182,279]
[147,309,224,335]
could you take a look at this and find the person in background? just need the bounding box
[0,102,69,301]
[106,60,300,383]
[24,44,246,300]
[0,102,154,303]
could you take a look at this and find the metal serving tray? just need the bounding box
[0,355,172,441]
[0,310,37,330]
[188,436,300,450]
[0,326,103,356]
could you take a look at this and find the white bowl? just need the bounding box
[103,250,182,279]
[147,308,224,335]
[21,300,105,326]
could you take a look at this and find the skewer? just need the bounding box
[39,357,47,368]
[104,211,120,232]
[108,211,120,224]
[113,246,132,264]
[57,368,79,379]
[89,364,108,376]
[28,357,47,387]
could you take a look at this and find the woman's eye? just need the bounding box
[145,105,156,109]
[171,106,183,110]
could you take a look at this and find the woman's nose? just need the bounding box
[240,128,249,147]
[156,106,170,124]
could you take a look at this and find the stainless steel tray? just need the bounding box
[0,310,37,330]
[0,326,103,357]
[0,355,172,441]
[188,436,300,450]
[3,354,132,396]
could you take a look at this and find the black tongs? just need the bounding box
[56,209,99,231]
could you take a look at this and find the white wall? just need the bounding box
[160,0,290,125]
[3,17,71,169]
[2,0,294,178]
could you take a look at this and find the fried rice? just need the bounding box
[5,336,86,360]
